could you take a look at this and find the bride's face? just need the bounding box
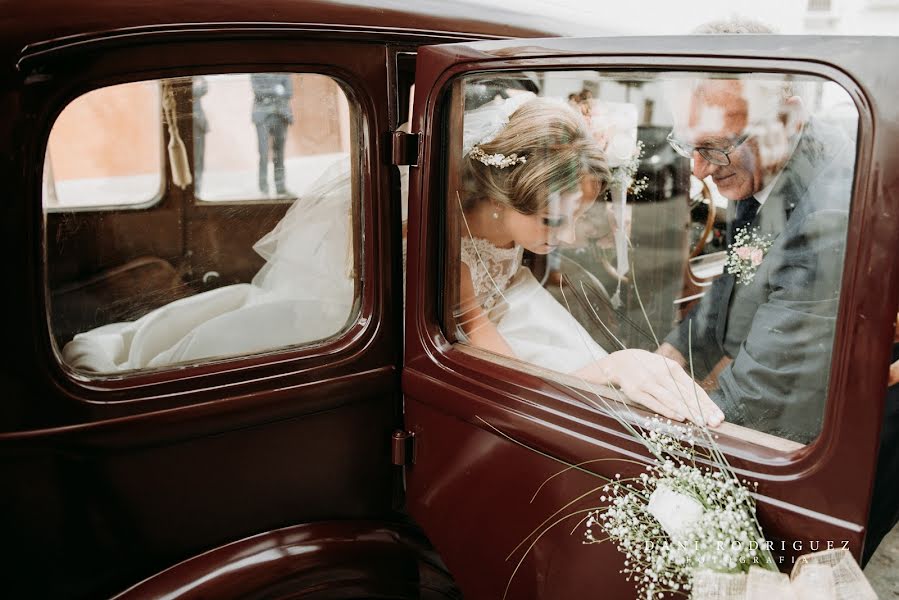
[503,176,599,255]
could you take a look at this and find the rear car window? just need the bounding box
[45,72,361,376]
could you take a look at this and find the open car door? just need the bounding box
[403,36,899,598]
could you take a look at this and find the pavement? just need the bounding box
[866,523,899,598]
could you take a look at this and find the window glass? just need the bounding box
[194,73,351,201]
[447,70,857,447]
[45,73,359,376]
[44,81,163,208]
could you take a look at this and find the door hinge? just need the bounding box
[391,429,416,466]
[390,130,420,166]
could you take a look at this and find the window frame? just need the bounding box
[440,66,858,453]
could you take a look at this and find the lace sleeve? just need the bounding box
[459,237,522,312]
[460,238,479,275]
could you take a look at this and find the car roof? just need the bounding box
[2,0,602,78]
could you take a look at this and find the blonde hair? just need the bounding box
[461,98,610,215]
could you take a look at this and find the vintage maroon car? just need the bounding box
[1,1,897,598]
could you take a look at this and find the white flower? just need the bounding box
[586,100,638,168]
[647,484,705,543]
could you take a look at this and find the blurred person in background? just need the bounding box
[251,73,294,196]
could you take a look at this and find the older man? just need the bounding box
[654,17,897,567]
[657,75,854,444]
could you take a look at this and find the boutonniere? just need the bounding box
[726,225,774,285]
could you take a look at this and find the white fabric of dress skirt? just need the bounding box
[63,161,355,373]
[493,267,609,374]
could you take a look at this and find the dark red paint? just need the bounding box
[0,1,895,598]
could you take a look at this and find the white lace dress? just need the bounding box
[459,236,608,373]
[460,236,523,315]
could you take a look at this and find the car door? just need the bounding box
[0,31,405,599]
[403,36,899,598]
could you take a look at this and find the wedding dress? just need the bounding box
[63,159,356,373]
[458,236,608,374]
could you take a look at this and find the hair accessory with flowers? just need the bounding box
[726,225,774,284]
[462,91,539,170]
[469,145,527,169]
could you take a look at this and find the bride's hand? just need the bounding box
[580,349,725,427]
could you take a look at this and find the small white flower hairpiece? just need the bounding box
[469,145,527,169]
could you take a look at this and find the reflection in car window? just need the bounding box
[446,71,858,447]
[194,73,351,202]
[45,73,359,376]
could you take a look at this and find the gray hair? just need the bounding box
[692,17,777,34]
[687,17,807,109]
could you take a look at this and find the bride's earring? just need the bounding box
[492,210,500,220]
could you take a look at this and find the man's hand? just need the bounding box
[656,342,687,368]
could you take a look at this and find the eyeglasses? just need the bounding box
[666,132,751,166]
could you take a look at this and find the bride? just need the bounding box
[455,93,723,426]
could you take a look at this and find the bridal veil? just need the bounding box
[63,159,356,373]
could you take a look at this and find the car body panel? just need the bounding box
[111,521,460,600]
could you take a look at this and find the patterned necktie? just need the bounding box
[727,196,760,246]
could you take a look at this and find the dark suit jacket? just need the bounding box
[192,76,208,133]
[250,73,294,125]
[665,118,855,443]
[864,345,899,565]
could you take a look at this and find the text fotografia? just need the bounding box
[637,539,851,564]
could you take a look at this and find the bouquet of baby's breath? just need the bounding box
[583,417,777,599]
[492,409,779,600]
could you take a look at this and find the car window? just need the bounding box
[445,70,858,448]
[45,72,360,376]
